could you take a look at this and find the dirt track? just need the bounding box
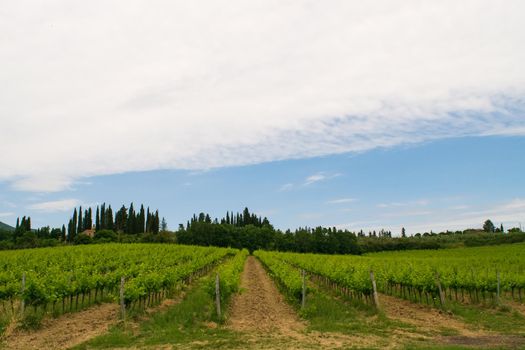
[3,303,119,350]
[227,256,305,335]
[226,256,374,349]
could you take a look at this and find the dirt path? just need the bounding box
[2,303,119,350]
[228,256,306,335]
[379,293,525,348]
[226,256,378,349]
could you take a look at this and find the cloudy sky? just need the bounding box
[1,1,524,234]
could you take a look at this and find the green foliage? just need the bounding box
[206,249,248,319]
[93,230,118,242]
[74,233,93,245]
[261,243,525,306]
[483,219,495,233]
[254,250,305,302]
[0,244,237,314]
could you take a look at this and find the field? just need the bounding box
[1,243,525,349]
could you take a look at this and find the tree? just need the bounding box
[161,217,168,231]
[77,206,83,233]
[483,219,495,233]
[73,208,78,237]
[95,207,100,231]
[401,227,406,238]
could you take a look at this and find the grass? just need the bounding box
[73,276,243,349]
[300,287,407,338]
[70,262,525,350]
[449,301,525,334]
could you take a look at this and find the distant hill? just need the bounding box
[0,221,15,231]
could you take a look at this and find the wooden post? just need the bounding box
[369,269,380,309]
[436,273,446,308]
[215,273,221,318]
[21,272,26,316]
[120,277,125,320]
[496,270,501,305]
[301,269,306,309]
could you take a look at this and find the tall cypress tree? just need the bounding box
[100,203,106,230]
[127,203,135,234]
[139,205,145,233]
[95,206,100,231]
[146,207,151,233]
[73,208,78,237]
[106,205,114,230]
[77,206,83,233]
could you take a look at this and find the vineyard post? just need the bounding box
[215,273,221,318]
[301,269,306,309]
[435,273,446,308]
[496,270,501,305]
[21,272,26,316]
[369,269,380,309]
[120,277,125,320]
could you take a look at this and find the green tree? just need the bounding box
[483,219,495,233]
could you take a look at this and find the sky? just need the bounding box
[1,1,524,235]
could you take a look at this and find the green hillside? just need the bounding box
[0,221,14,232]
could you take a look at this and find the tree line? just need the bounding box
[66,203,162,242]
[0,206,524,252]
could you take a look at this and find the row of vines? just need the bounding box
[0,244,237,317]
[257,243,525,307]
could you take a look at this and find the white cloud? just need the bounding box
[336,198,525,235]
[304,172,341,186]
[27,199,81,213]
[1,1,525,191]
[279,183,294,192]
[377,199,429,208]
[0,212,14,218]
[327,198,356,204]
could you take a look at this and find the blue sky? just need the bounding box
[1,135,524,235]
[1,2,525,235]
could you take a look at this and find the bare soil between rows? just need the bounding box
[2,303,119,350]
[226,256,378,349]
[379,293,525,349]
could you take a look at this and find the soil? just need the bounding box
[226,256,379,349]
[2,303,119,350]
[227,256,306,335]
[379,293,525,348]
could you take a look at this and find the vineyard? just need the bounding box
[0,244,238,319]
[255,243,525,308]
[2,243,525,349]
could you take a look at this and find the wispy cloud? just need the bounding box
[304,172,342,186]
[0,212,14,218]
[279,183,294,192]
[377,200,429,208]
[27,199,81,213]
[336,198,525,235]
[326,198,356,204]
[1,1,524,192]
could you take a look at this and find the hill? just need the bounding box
[0,220,14,231]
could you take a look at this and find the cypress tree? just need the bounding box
[73,208,78,237]
[106,205,114,231]
[61,225,66,241]
[100,203,106,230]
[154,210,160,234]
[146,207,151,233]
[139,205,145,233]
[77,206,83,233]
[95,206,100,231]
[127,203,135,234]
